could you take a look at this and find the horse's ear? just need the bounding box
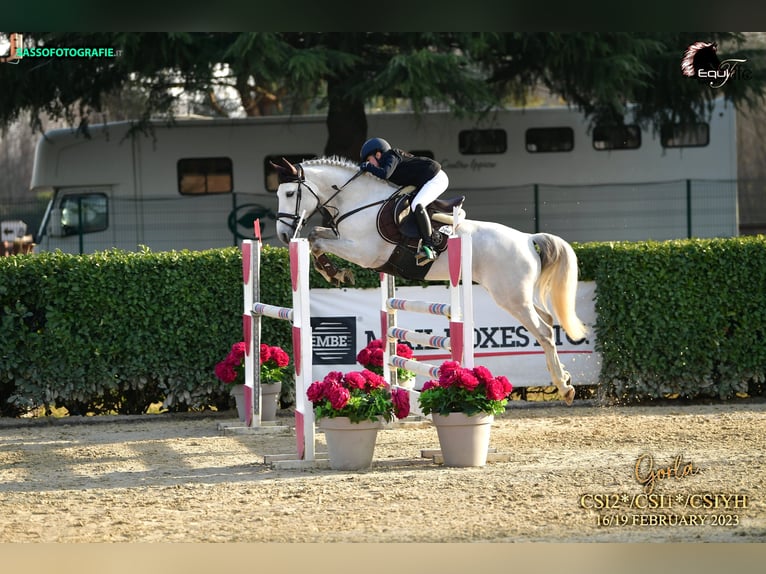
[270,158,299,184]
[281,157,298,176]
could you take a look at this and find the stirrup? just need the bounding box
[415,245,436,266]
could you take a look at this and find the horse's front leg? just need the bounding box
[308,227,357,286]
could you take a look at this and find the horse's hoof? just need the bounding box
[563,387,575,406]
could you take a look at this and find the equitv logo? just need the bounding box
[681,41,749,88]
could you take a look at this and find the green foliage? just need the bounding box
[418,385,509,417]
[573,237,766,401]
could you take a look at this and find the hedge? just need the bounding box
[579,236,766,401]
[1,236,765,416]
[0,247,284,416]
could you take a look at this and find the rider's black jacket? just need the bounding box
[360,148,441,189]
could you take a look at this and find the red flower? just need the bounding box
[421,380,438,392]
[438,360,461,387]
[306,380,326,402]
[328,385,350,410]
[343,371,367,390]
[456,369,479,391]
[269,346,290,368]
[230,342,246,362]
[485,377,507,401]
[356,347,371,365]
[259,343,271,364]
[472,365,493,385]
[369,348,384,367]
[396,342,414,359]
[361,369,387,389]
[324,371,344,385]
[497,375,513,395]
[214,361,237,384]
[391,387,410,419]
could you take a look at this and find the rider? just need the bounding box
[359,137,449,265]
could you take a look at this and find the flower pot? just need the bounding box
[261,381,282,422]
[229,384,246,422]
[431,412,494,467]
[319,416,383,470]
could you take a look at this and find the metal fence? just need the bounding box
[1,178,760,254]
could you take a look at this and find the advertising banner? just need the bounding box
[309,281,600,388]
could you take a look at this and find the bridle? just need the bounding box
[276,164,389,237]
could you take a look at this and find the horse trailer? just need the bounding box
[31,98,737,254]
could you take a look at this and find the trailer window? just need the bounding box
[60,194,108,235]
[458,129,507,155]
[660,123,709,148]
[525,127,574,153]
[264,154,317,192]
[178,157,233,195]
[593,125,641,150]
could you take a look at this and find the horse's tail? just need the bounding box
[532,233,588,342]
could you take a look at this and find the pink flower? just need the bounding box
[396,343,414,359]
[498,375,513,395]
[343,371,367,390]
[324,371,344,385]
[472,365,494,385]
[214,361,237,384]
[369,348,384,367]
[486,376,513,401]
[421,380,439,392]
[456,369,479,391]
[391,387,410,419]
[328,385,350,410]
[259,343,271,364]
[230,342,246,362]
[269,346,290,368]
[306,380,326,403]
[438,360,461,387]
[356,347,371,365]
[361,369,387,389]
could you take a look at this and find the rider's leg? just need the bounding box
[411,171,449,265]
[413,203,436,265]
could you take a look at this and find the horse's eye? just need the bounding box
[285,190,296,198]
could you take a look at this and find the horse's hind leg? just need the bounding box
[524,305,575,404]
[503,301,575,405]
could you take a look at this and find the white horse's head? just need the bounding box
[272,156,391,244]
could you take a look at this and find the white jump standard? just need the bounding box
[240,221,315,462]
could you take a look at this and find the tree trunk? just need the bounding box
[324,78,367,162]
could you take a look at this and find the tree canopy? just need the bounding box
[1,32,763,159]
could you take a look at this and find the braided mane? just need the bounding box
[301,155,359,171]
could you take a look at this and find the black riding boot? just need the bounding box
[413,203,436,266]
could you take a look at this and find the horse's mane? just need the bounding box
[301,155,359,171]
[301,155,398,188]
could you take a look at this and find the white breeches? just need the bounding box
[411,170,449,209]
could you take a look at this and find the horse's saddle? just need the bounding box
[374,188,466,280]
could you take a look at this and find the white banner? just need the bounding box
[308,282,600,389]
